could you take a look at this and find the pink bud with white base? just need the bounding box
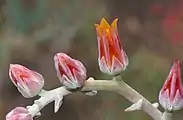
[159,60,183,111]
[54,53,87,89]
[9,64,44,98]
[6,107,33,120]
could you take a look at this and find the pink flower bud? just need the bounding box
[159,60,183,111]
[9,64,44,98]
[95,18,129,76]
[54,53,87,89]
[6,107,33,120]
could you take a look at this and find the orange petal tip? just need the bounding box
[100,18,110,28]
[94,24,99,28]
[111,18,119,30]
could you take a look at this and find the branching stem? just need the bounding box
[27,77,165,120]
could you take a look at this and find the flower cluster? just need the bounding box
[7,18,128,99]
[5,18,183,120]
[6,18,129,120]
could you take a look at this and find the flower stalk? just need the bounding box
[6,17,175,120]
[26,77,162,120]
[27,87,71,117]
[161,111,172,120]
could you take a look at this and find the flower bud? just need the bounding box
[159,60,183,111]
[6,107,33,120]
[95,18,129,76]
[54,53,87,89]
[9,64,44,98]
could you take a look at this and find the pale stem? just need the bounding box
[27,77,163,120]
[82,77,162,120]
[161,111,172,120]
[27,87,71,117]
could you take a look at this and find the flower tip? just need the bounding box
[55,52,61,56]
[172,60,180,70]
[111,18,119,29]
[54,53,60,62]
[100,18,110,28]
[101,18,107,23]
[54,52,62,58]
[174,59,180,65]
[9,64,14,69]
[9,64,19,71]
[54,53,69,59]
[94,24,99,28]
[10,64,21,68]
[55,52,67,56]
[113,18,119,23]
[54,53,59,57]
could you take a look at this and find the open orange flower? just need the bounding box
[95,18,128,75]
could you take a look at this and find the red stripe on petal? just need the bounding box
[99,36,105,60]
[10,71,18,84]
[58,56,80,80]
[161,61,183,102]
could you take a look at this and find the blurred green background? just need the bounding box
[1,0,183,119]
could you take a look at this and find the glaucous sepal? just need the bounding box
[98,49,128,76]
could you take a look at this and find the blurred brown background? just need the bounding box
[1,0,183,120]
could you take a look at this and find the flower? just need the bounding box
[159,60,183,111]
[54,53,87,89]
[95,18,129,76]
[9,64,44,98]
[6,107,33,120]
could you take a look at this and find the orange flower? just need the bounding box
[95,18,128,75]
